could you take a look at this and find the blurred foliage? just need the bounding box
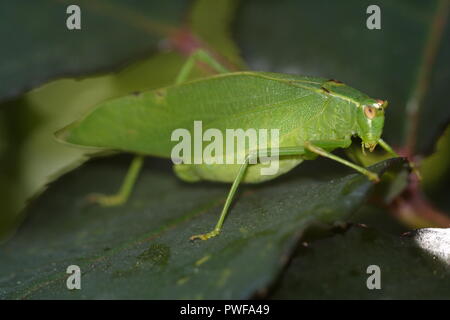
[421,125,450,190]
[0,0,188,102]
[0,0,449,299]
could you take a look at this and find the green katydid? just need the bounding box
[56,49,401,241]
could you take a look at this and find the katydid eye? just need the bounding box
[364,105,376,119]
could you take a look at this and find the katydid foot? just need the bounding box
[367,172,380,183]
[190,228,220,241]
[87,193,127,207]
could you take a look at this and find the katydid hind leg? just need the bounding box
[88,155,144,206]
[175,49,230,85]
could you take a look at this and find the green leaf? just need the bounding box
[270,225,450,299]
[0,0,188,102]
[235,0,450,154]
[0,157,404,299]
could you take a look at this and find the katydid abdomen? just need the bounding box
[174,158,304,183]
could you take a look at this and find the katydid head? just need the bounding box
[356,99,388,152]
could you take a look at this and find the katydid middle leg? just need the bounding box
[190,147,307,241]
[190,153,254,241]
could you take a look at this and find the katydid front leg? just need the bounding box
[90,49,230,207]
[378,138,421,180]
[304,141,380,182]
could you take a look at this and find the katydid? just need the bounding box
[56,49,400,241]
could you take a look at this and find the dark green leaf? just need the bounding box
[0,0,188,102]
[0,157,404,299]
[270,225,450,299]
